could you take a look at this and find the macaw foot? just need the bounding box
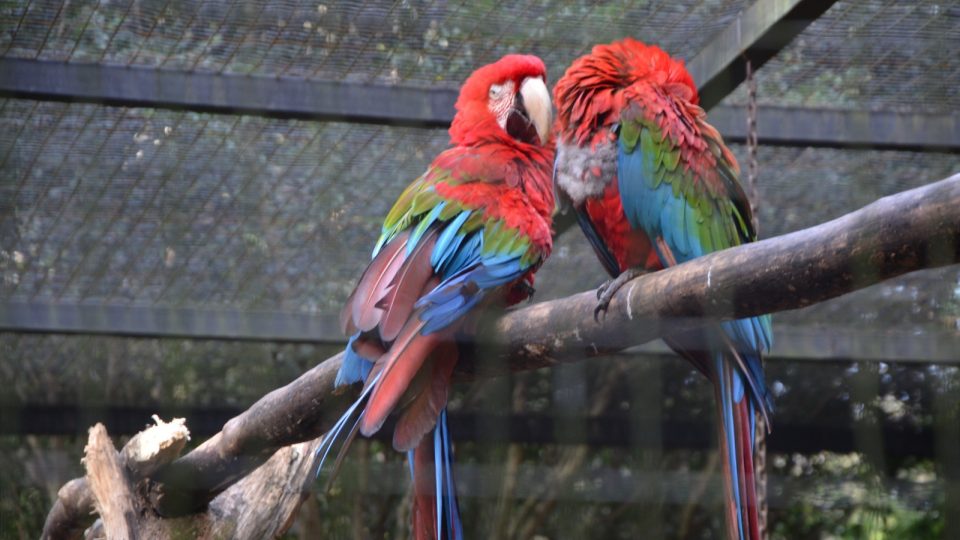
[519,280,536,302]
[594,267,648,321]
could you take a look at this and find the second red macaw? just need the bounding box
[319,54,555,540]
[553,38,773,540]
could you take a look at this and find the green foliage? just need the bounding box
[0,436,85,540]
[0,484,47,540]
[770,454,944,540]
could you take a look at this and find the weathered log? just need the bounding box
[473,173,960,373]
[205,437,326,539]
[83,424,138,539]
[122,416,190,479]
[42,419,191,540]
[43,174,960,530]
[153,356,354,516]
[42,478,95,540]
[43,420,326,539]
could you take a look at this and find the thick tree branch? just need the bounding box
[42,478,95,540]
[45,174,960,527]
[204,437,327,539]
[43,420,325,539]
[473,173,960,373]
[152,357,354,516]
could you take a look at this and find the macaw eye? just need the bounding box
[489,83,505,99]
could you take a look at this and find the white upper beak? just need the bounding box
[519,76,552,146]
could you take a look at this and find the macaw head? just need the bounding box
[554,38,697,144]
[449,54,552,149]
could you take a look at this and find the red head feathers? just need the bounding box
[449,54,552,149]
[554,38,697,145]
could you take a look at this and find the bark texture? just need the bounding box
[42,419,326,540]
[82,424,139,539]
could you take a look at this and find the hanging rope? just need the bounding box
[745,56,768,540]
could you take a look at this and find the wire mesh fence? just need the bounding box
[1,0,958,537]
[2,103,956,325]
[723,0,960,113]
[0,0,750,85]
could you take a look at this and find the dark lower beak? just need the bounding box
[505,93,540,145]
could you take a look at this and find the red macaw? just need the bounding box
[319,54,555,540]
[553,38,773,540]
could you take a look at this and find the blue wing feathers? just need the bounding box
[334,201,530,395]
[434,231,467,272]
[336,334,375,387]
[574,205,621,277]
[673,195,690,256]
[446,234,482,275]
[409,202,447,254]
[685,199,704,258]
[421,295,483,335]
[732,363,745,403]
[432,210,472,268]
[619,134,773,416]
[330,197,529,539]
[417,258,523,335]
[411,211,528,337]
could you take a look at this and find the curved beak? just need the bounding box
[518,76,552,146]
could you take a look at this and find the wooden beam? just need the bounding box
[687,0,839,110]
[0,58,455,128]
[0,302,342,344]
[2,58,955,151]
[478,174,960,375]
[3,300,958,362]
[709,105,960,152]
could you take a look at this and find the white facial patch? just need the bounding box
[554,135,618,206]
[487,79,516,130]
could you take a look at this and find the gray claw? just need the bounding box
[592,267,649,323]
[594,301,610,322]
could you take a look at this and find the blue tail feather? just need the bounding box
[316,358,383,478]
[717,355,746,540]
[440,411,463,537]
[434,425,443,537]
[408,409,463,540]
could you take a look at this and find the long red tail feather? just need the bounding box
[361,319,440,437]
[412,436,438,540]
[714,361,761,540]
[394,343,457,452]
